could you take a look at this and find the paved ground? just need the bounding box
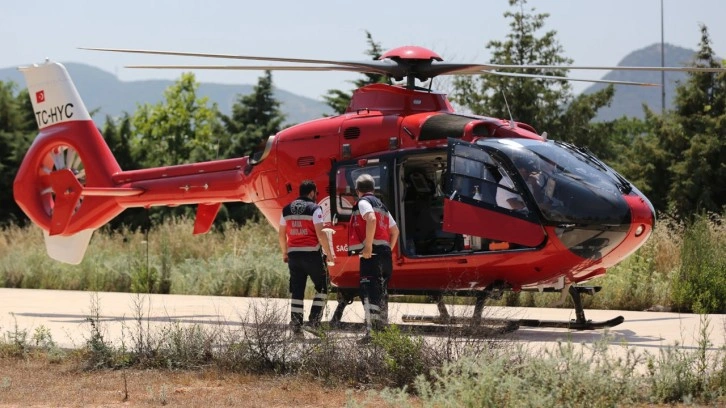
[1,288,724,353]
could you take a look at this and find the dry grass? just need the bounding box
[0,356,400,407]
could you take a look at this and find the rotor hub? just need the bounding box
[381,46,443,62]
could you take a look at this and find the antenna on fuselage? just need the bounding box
[501,90,516,129]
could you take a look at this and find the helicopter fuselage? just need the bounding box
[217,83,655,295]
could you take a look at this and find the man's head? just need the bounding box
[355,174,376,195]
[299,179,317,198]
[513,155,537,175]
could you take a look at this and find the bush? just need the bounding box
[671,214,726,313]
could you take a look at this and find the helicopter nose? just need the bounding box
[625,191,655,241]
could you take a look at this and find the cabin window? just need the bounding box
[331,161,390,222]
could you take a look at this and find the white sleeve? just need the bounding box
[358,199,374,216]
[388,213,397,227]
[279,214,286,227]
[312,207,324,225]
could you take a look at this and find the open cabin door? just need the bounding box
[330,158,391,224]
[443,139,546,248]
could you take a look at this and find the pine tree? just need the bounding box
[451,0,616,156]
[102,113,137,170]
[220,70,285,159]
[323,31,391,115]
[219,70,285,224]
[452,0,572,131]
[0,84,36,225]
[653,25,725,217]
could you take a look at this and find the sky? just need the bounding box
[2,0,725,101]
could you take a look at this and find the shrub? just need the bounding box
[671,214,726,313]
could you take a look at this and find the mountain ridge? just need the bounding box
[582,43,716,121]
[0,63,333,125]
[2,43,717,125]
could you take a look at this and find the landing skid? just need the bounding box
[400,285,624,331]
[517,315,624,330]
[400,315,624,330]
[305,320,518,338]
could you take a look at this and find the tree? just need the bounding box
[323,31,391,115]
[218,71,286,224]
[641,25,726,217]
[0,83,36,225]
[220,70,285,159]
[102,113,137,170]
[666,25,725,217]
[452,0,572,131]
[132,73,224,168]
[452,0,616,156]
[130,73,226,225]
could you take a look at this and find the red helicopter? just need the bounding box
[13,46,725,330]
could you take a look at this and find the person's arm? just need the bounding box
[506,197,525,210]
[388,224,400,251]
[278,216,288,263]
[314,223,335,262]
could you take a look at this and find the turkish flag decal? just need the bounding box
[36,90,46,103]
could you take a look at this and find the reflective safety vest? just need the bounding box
[348,194,391,255]
[282,197,321,253]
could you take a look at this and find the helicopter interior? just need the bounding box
[397,150,535,256]
[331,145,554,257]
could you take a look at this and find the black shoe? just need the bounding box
[302,321,324,336]
[290,321,302,334]
[372,321,387,332]
[303,320,320,330]
[357,334,372,345]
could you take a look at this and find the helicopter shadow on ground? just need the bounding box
[513,327,663,346]
[513,318,725,353]
[13,312,245,327]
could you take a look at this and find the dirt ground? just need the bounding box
[0,358,396,407]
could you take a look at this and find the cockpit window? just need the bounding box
[448,144,510,209]
[476,138,630,225]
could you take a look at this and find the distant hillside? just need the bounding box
[582,43,708,121]
[0,63,333,126]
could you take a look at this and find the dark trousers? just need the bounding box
[359,246,392,331]
[288,251,328,328]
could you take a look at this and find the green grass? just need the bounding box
[0,218,290,298]
[1,212,725,312]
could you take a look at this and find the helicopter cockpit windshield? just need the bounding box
[478,138,631,226]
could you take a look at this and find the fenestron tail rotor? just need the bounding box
[40,144,86,218]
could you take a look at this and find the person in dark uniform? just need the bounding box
[278,180,335,336]
[348,174,399,341]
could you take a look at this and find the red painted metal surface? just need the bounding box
[13,58,656,297]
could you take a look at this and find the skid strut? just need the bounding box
[401,286,624,330]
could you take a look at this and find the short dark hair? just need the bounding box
[299,180,317,197]
[513,156,536,171]
[355,174,375,193]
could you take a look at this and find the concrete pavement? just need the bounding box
[1,288,724,353]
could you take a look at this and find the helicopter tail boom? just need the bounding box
[13,61,258,264]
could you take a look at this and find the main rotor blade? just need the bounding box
[124,64,377,73]
[486,71,660,86]
[82,47,726,75]
[80,46,357,66]
[473,63,726,73]
[82,46,412,77]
